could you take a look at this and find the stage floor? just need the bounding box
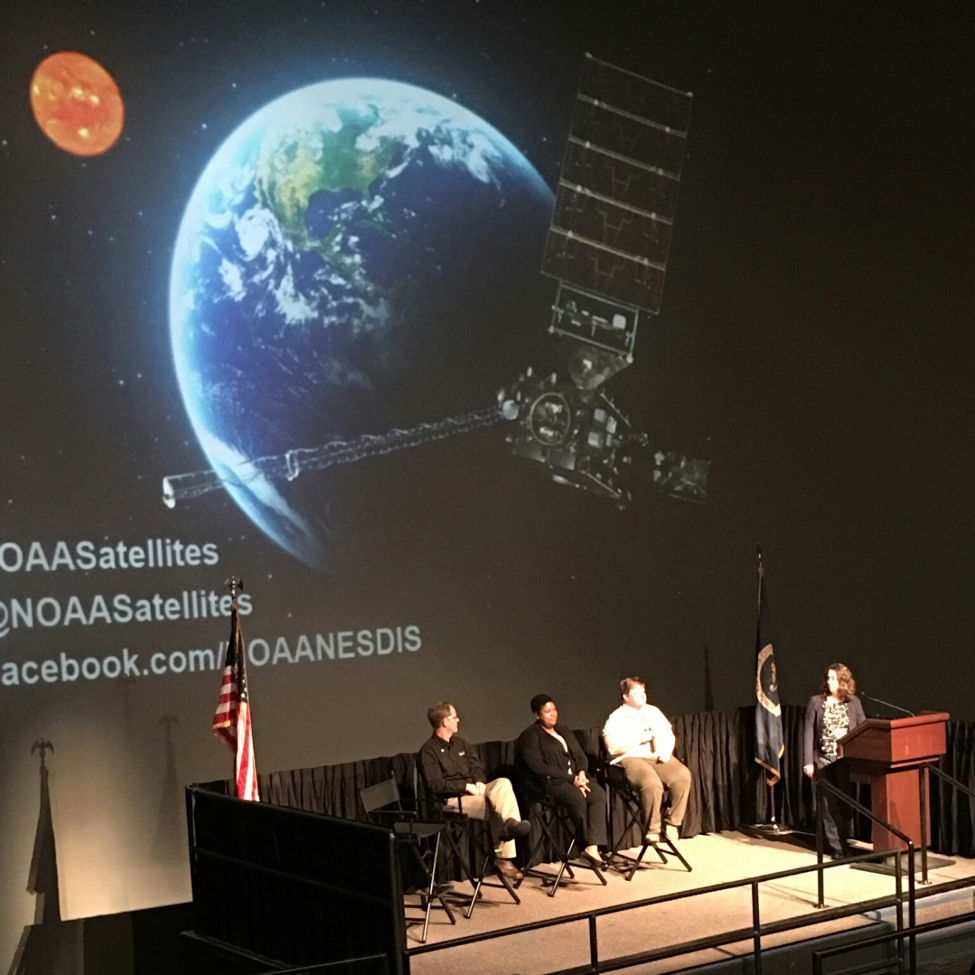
[404,831,975,975]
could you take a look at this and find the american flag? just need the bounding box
[212,600,259,801]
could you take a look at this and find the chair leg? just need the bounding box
[625,841,651,881]
[448,820,521,915]
[514,826,548,890]
[608,787,638,856]
[546,838,574,896]
[659,834,692,873]
[465,850,487,918]
[606,793,649,878]
[618,829,692,880]
[442,823,486,914]
[540,810,577,880]
[492,864,521,906]
[464,848,521,917]
[589,854,608,886]
[520,806,577,894]
[418,833,455,944]
[608,790,697,879]
[607,808,642,861]
[443,825,477,887]
[550,838,608,894]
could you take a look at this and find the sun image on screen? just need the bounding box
[30,51,123,156]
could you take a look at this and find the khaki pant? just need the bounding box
[618,756,692,834]
[446,777,522,858]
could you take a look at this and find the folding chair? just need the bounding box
[516,777,607,897]
[412,764,520,917]
[601,761,692,880]
[441,806,521,917]
[359,775,456,943]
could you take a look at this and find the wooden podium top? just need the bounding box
[840,711,950,766]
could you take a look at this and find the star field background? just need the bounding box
[0,0,972,956]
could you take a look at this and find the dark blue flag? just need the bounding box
[755,572,784,785]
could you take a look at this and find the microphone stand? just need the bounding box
[860,693,915,718]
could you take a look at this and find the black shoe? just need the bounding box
[580,850,608,870]
[502,818,531,840]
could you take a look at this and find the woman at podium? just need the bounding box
[803,663,866,858]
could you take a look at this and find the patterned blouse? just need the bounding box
[821,697,850,763]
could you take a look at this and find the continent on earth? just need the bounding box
[254,104,408,260]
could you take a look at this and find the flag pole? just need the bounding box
[226,575,242,785]
[758,549,781,831]
[753,545,793,835]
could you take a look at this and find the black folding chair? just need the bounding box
[442,803,521,917]
[516,776,607,897]
[601,761,692,880]
[359,775,456,943]
[413,764,520,917]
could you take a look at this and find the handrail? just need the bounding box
[406,844,910,975]
[812,907,975,975]
[919,761,975,884]
[814,777,916,972]
[263,955,390,974]
[923,762,975,800]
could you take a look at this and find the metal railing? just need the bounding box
[814,778,917,971]
[812,907,975,975]
[259,956,389,974]
[918,762,975,884]
[405,845,913,975]
[811,756,975,974]
[404,770,970,975]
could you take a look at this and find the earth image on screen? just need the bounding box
[169,78,555,568]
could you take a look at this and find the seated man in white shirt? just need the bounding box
[602,676,692,844]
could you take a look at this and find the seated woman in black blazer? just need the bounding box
[515,694,608,868]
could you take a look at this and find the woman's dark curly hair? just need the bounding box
[823,663,856,702]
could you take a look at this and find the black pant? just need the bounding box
[545,779,608,848]
[814,757,852,856]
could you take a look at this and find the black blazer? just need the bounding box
[803,694,867,766]
[515,721,589,784]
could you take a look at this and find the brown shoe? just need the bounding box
[494,857,524,882]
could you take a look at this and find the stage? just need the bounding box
[404,832,975,975]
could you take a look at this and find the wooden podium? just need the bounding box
[839,712,950,852]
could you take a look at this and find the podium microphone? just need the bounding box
[861,693,915,718]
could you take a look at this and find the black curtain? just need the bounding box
[931,720,975,856]
[238,706,975,859]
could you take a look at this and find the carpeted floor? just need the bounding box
[404,831,975,975]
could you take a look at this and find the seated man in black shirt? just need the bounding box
[417,701,530,881]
